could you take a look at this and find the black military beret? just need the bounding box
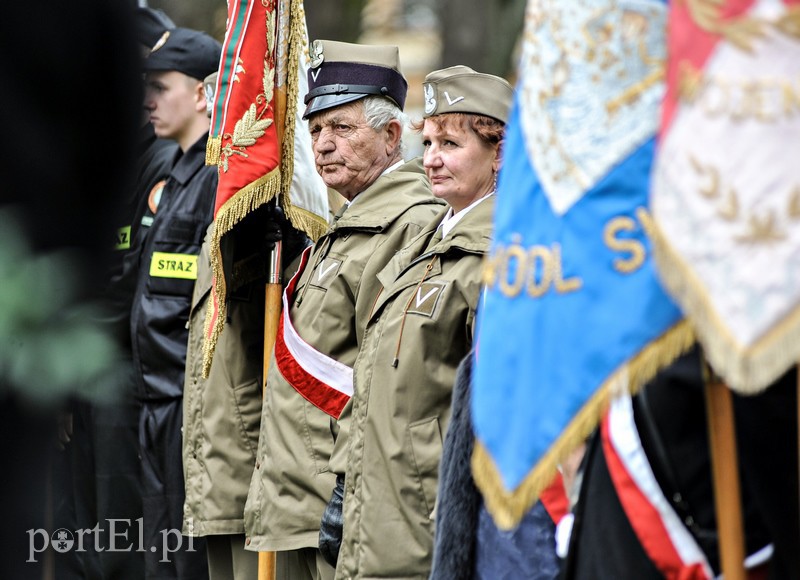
[143,27,221,82]
[136,7,175,49]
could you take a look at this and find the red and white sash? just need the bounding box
[274,247,353,419]
[602,394,714,580]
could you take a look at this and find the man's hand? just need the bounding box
[319,473,345,567]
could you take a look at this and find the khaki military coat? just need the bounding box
[243,159,443,552]
[181,225,266,536]
[336,196,494,580]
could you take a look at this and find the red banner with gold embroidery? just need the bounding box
[203,0,328,374]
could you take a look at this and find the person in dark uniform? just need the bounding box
[59,9,181,580]
[133,26,222,580]
[54,9,180,580]
[563,347,798,580]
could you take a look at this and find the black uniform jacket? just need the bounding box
[130,134,217,400]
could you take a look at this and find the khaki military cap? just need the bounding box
[303,39,408,119]
[422,65,513,124]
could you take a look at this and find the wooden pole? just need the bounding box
[257,241,283,580]
[703,364,746,580]
[257,551,276,580]
[257,9,289,577]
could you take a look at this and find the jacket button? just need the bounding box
[255,461,261,469]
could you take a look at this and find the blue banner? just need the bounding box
[471,0,689,529]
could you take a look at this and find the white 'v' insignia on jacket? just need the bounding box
[317,261,338,282]
[311,69,321,82]
[444,91,464,106]
[415,287,440,308]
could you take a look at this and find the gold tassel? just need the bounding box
[472,320,695,530]
[286,205,328,242]
[277,0,304,227]
[205,136,221,166]
[202,168,283,377]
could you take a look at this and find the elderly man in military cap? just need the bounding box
[132,26,221,580]
[242,40,443,580]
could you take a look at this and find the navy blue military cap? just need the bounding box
[303,39,407,119]
[136,7,175,49]
[143,27,221,81]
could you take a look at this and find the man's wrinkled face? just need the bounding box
[307,102,393,200]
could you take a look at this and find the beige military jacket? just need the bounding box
[336,196,494,580]
[182,225,266,536]
[243,159,443,552]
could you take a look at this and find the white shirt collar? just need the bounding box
[439,191,494,239]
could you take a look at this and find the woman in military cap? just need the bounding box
[334,66,513,579]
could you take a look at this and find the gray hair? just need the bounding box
[362,96,407,154]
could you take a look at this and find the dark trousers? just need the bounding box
[140,398,208,580]
[54,394,146,580]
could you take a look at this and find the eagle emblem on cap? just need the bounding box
[424,83,436,115]
[309,40,324,69]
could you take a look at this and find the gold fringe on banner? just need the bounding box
[640,208,800,394]
[205,135,221,166]
[472,319,695,530]
[285,205,328,242]
[276,0,328,242]
[201,167,283,377]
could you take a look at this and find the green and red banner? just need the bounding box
[203,0,328,374]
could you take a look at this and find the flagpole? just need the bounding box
[256,235,282,580]
[257,7,290,577]
[703,362,746,580]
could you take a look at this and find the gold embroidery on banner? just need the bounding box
[690,155,800,244]
[683,0,766,52]
[717,188,739,221]
[219,5,277,173]
[689,154,720,199]
[775,7,800,40]
[552,243,583,294]
[604,216,646,274]
[527,4,664,186]
[606,69,665,117]
[684,2,800,52]
[678,60,704,105]
[485,239,582,299]
[499,237,527,298]
[735,211,785,244]
[527,246,553,298]
[678,58,800,123]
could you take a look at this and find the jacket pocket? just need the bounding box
[147,217,205,297]
[232,378,263,458]
[408,416,443,519]
[302,399,335,474]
